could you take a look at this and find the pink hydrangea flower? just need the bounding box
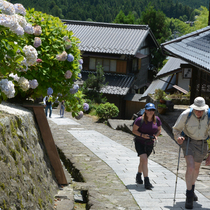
[64,70,72,79]
[36,58,42,63]
[75,111,83,120]
[56,51,67,61]
[34,37,41,48]
[33,25,42,36]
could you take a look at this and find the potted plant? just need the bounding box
[154,89,167,103]
[158,103,167,114]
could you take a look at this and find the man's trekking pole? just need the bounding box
[173,145,181,205]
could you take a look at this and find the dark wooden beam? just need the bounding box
[23,105,67,185]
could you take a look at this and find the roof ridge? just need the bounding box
[62,19,149,30]
[161,26,210,46]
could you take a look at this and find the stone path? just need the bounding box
[49,112,210,210]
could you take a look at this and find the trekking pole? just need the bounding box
[173,145,181,205]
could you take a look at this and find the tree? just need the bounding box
[138,5,171,44]
[193,6,208,29]
[82,64,107,103]
[113,10,135,24]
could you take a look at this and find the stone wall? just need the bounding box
[0,102,58,210]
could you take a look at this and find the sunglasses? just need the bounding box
[146,109,155,111]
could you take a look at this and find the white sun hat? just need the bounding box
[190,97,209,111]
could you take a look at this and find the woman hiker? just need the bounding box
[132,103,162,190]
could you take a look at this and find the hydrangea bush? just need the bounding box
[0,0,88,118]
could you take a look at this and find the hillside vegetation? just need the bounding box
[9,0,203,22]
[172,0,209,9]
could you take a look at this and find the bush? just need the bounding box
[96,102,119,120]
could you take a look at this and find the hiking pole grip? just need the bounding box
[173,145,181,205]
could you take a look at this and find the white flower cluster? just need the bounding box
[0,79,15,98]
[0,0,34,35]
[29,79,38,89]
[9,73,20,81]
[18,77,30,91]
[23,45,38,66]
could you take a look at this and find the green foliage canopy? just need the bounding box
[0,1,85,117]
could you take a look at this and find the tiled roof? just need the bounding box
[156,57,187,78]
[140,76,173,100]
[80,70,134,95]
[63,20,158,55]
[161,26,210,71]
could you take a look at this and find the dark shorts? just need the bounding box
[135,141,153,157]
[181,138,208,163]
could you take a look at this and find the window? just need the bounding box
[89,57,117,72]
[110,60,116,72]
[89,58,96,70]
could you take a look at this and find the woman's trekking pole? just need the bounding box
[173,146,181,205]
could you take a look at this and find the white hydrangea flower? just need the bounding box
[18,77,30,91]
[0,0,15,15]
[23,23,34,34]
[0,14,18,30]
[15,14,27,28]
[0,79,15,98]
[9,73,20,81]
[17,57,28,72]
[13,3,26,16]
[23,45,38,66]
[11,23,24,35]
[29,79,38,89]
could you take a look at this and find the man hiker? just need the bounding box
[43,94,53,118]
[173,97,210,209]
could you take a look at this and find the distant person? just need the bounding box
[132,103,162,190]
[60,100,65,118]
[173,97,210,209]
[43,95,53,118]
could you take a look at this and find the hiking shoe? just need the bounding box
[136,173,143,184]
[194,193,198,201]
[185,196,194,209]
[144,177,153,190]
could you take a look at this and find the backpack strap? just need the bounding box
[181,108,193,136]
[185,107,193,125]
[207,108,210,125]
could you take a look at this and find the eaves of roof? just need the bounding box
[161,26,210,72]
[63,20,159,55]
[156,57,187,78]
[81,70,134,95]
[140,76,172,100]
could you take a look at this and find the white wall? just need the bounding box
[177,72,190,91]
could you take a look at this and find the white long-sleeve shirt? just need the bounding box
[173,108,210,141]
